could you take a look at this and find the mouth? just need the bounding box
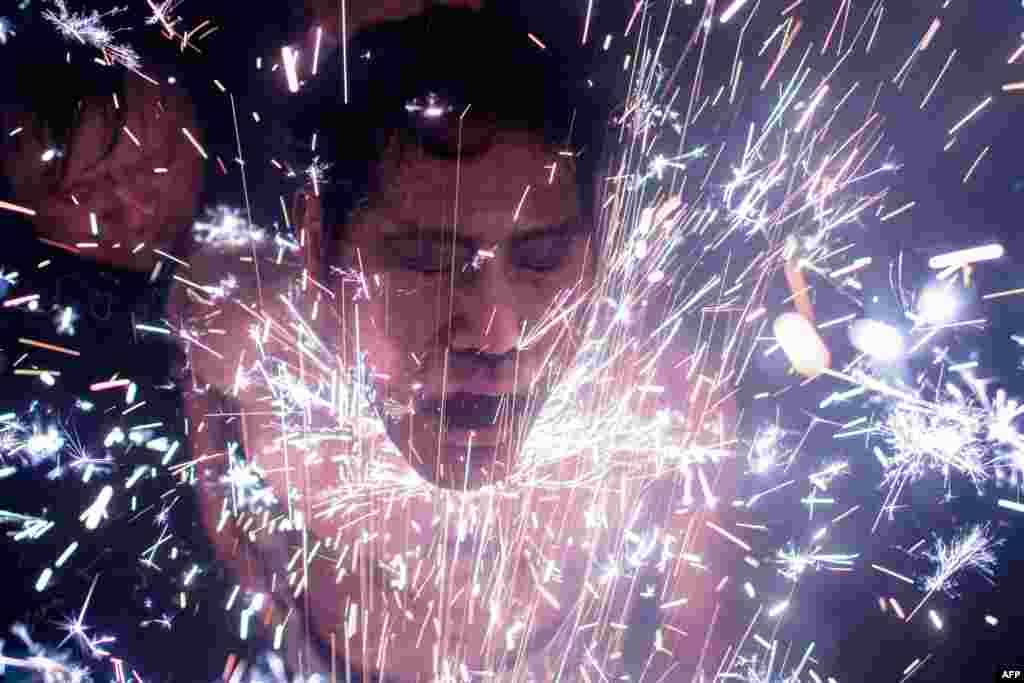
[389,392,538,488]
[415,392,525,435]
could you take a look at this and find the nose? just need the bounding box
[447,259,522,355]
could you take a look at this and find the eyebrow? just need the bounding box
[381,220,592,248]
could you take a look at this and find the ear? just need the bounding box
[293,189,326,283]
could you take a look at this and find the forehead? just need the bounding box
[356,128,581,238]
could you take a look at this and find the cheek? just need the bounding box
[157,156,205,220]
[523,241,596,315]
[348,275,445,375]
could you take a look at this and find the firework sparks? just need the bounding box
[907,524,1003,622]
[777,543,859,581]
[7,0,1024,681]
[0,16,15,45]
[192,205,267,250]
[919,524,1002,597]
[41,0,140,69]
[928,243,1005,270]
[0,624,93,683]
[848,319,906,362]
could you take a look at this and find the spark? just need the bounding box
[750,424,787,474]
[582,0,593,45]
[875,388,991,513]
[144,0,180,31]
[962,145,991,184]
[880,201,915,222]
[41,0,140,69]
[312,26,323,75]
[18,337,80,357]
[4,2,1024,681]
[513,185,531,223]
[929,243,1005,269]
[902,657,924,677]
[193,205,266,249]
[11,424,67,464]
[921,50,957,108]
[55,306,78,335]
[405,93,452,118]
[795,84,829,133]
[828,257,872,279]
[0,16,13,45]
[90,379,132,392]
[872,563,916,585]
[305,157,331,196]
[983,287,1024,300]
[707,520,752,552]
[1011,34,1024,63]
[527,32,546,50]
[908,524,1002,621]
[915,285,959,325]
[181,127,208,159]
[720,0,752,25]
[80,485,114,531]
[777,544,858,580]
[921,528,999,593]
[0,200,37,217]
[282,45,301,92]
[947,95,994,137]
[848,319,905,361]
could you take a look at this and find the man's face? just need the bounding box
[1,75,205,272]
[338,128,596,489]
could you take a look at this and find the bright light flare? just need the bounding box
[916,285,959,325]
[282,46,301,92]
[774,312,831,378]
[720,0,752,24]
[929,244,1004,269]
[849,319,905,362]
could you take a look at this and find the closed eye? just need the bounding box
[382,221,589,274]
[389,237,470,274]
[507,232,577,272]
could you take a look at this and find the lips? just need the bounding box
[389,390,539,489]
[416,392,522,432]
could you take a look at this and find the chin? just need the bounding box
[372,389,543,491]
[380,420,515,491]
[403,441,515,491]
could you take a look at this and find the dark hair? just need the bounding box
[0,10,126,172]
[0,9,218,216]
[293,5,618,271]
